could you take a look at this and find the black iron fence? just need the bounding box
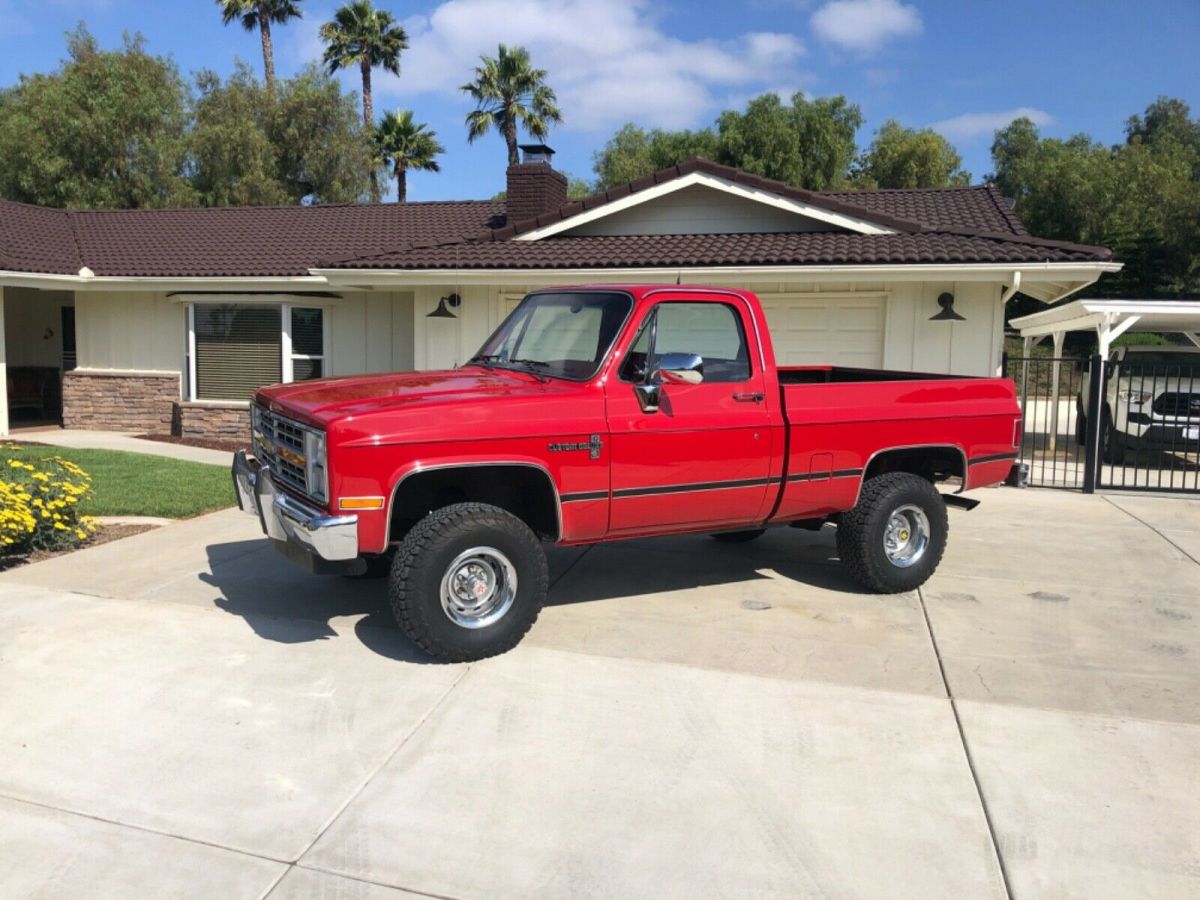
[1006,354,1200,494]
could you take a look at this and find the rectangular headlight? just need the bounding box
[304,429,328,502]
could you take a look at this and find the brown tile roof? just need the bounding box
[0,200,503,277]
[328,230,1112,271]
[819,183,1028,236]
[0,201,81,275]
[1,157,1109,278]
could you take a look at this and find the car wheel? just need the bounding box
[836,473,948,594]
[389,502,548,662]
[1101,410,1126,464]
[710,529,767,543]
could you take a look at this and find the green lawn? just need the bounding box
[2,444,234,518]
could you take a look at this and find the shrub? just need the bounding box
[1,447,99,558]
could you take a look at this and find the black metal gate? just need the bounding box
[1008,354,1200,494]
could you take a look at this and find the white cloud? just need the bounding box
[930,107,1055,141]
[363,0,806,132]
[810,0,921,54]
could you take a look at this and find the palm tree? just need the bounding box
[321,1,408,202]
[461,44,562,167]
[216,0,302,91]
[320,0,408,126]
[375,110,444,203]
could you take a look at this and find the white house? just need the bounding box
[0,152,1119,438]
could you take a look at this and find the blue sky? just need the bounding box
[1,0,1198,202]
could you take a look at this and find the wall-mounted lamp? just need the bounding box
[427,292,461,319]
[929,292,965,322]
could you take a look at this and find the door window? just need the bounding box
[620,301,751,383]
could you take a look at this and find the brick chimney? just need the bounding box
[506,144,568,224]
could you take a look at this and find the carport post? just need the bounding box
[1048,330,1065,451]
[1082,354,1105,493]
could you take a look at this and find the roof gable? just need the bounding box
[518,169,901,241]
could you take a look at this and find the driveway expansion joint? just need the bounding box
[918,586,1014,900]
[1103,495,1200,567]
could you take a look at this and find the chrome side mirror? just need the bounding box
[655,352,704,385]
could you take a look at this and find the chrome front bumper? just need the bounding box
[232,449,362,573]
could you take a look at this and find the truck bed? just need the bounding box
[768,365,1020,522]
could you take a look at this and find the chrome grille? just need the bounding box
[252,405,321,500]
[1152,392,1200,418]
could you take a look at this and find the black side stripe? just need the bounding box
[612,476,775,499]
[563,468,866,503]
[560,490,609,503]
[787,468,863,483]
[968,452,1019,466]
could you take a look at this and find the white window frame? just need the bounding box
[182,295,334,403]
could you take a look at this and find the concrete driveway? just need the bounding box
[0,488,1197,899]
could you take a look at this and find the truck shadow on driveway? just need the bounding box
[199,541,433,664]
[545,529,862,607]
[201,528,861,661]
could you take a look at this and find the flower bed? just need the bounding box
[1,447,99,559]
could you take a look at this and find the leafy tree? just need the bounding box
[592,123,718,188]
[267,64,373,203]
[592,92,861,190]
[717,92,862,189]
[991,101,1200,297]
[190,65,289,206]
[462,44,562,168]
[0,27,194,208]
[374,110,443,203]
[216,0,302,92]
[190,63,370,206]
[321,0,408,201]
[852,119,971,189]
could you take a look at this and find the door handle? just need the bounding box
[733,392,765,403]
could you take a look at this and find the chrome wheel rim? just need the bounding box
[883,504,930,568]
[439,546,518,629]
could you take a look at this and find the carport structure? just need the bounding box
[1012,298,1200,359]
[1011,298,1200,492]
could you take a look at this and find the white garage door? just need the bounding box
[758,294,885,367]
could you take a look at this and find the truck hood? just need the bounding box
[255,366,604,446]
[257,367,549,422]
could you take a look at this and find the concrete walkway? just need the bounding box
[0,489,1197,898]
[6,426,232,466]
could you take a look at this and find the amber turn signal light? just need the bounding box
[338,497,385,511]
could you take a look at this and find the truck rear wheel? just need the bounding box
[389,502,548,662]
[836,473,947,594]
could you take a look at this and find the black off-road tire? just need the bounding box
[389,502,548,662]
[836,473,948,594]
[710,529,767,543]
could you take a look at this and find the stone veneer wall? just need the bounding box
[62,371,179,433]
[172,402,250,443]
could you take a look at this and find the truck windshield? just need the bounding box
[468,291,633,381]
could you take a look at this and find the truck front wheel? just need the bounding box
[389,502,548,662]
[836,473,948,593]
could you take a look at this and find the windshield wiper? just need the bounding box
[466,355,550,382]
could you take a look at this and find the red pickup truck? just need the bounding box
[233,285,1020,661]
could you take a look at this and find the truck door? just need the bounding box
[605,296,774,534]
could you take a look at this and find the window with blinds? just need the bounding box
[194,304,282,401]
[289,307,325,381]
